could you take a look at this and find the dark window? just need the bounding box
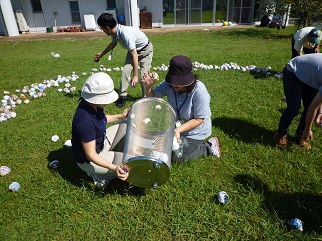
[69,1,81,23]
[31,0,43,13]
[107,0,116,9]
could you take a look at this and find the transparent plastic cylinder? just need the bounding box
[122,97,177,188]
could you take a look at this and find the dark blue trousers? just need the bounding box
[277,67,318,135]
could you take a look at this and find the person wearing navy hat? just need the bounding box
[142,55,221,162]
[72,72,129,187]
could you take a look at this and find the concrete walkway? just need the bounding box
[0,24,257,41]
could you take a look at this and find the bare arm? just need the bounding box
[82,140,128,180]
[83,140,116,170]
[303,93,322,141]
[96,42,117,59]
[106,108,129,123]
[174,118,204,142]
[314,44,320,53]
[129,49,139,87]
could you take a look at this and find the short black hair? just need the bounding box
[97,13,117,28]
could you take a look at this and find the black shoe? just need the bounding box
[116,96,126,108]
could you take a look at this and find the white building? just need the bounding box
[0,0,262,36]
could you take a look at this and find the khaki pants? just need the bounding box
[77,122,127,185]
[119,42,153,97]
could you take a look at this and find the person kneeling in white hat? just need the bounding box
[72,72,129,187]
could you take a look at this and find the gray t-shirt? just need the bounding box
[153,80,212,140]
[112,24,148,51]
[287,53,322,96]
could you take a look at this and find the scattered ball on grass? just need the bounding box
[9,182,21,192]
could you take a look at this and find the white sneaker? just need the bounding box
[208,137,221,158]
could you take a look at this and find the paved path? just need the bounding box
[0,24,257,41]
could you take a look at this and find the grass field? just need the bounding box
[0,26,321,240]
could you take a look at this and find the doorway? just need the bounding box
[228,0,255,24]
[163,0,204,25]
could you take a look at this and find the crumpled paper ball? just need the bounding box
[0,116,7,122]
[0,166,11,176]
[172,136,180,151]
[9,182,21,192]
[51,52,60,58]
[290,218,303,232]
[150,72,159,81]
[143,118,151,124]
[51,135,59,142]
[48,160,59,169]
[64,140,72,147]
[217,191,229,204]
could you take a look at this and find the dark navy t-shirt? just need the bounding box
[72,100,107,164]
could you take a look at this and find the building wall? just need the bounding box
[0,0,260,35]
[138,0,163,27]
[11,0,23,10]
[39,0,106,31]
[9,0,137,32]
[0,6,6,35]
[2,0,160,34]
[9,0,110,32]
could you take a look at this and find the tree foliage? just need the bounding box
[260,0,322,29]
[288,0,322,27]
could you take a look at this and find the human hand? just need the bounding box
[141,72,154,88]
[131,76,139,87]
[315,113,322,126]
[122,108,130,119]
[115,166,129,181]
[174,128,181,143]
[302,129,313,141]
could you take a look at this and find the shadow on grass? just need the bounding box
[47,147,146,197]
[95,179,146,197]
[47,147,85,187]
[114,88,142,100]
[249,69,282,80]
[125,95,142,103]
[217,26,292,40]
[212,117,276,146]
[234,174,322,234]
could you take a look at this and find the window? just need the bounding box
[69,1,81,23]
[107,0,116,9]
[31,0,43,13]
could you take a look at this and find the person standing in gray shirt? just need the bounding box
[95,13,153,108]
[275,53,322,149]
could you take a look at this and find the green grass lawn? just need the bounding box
[0,26,321,240]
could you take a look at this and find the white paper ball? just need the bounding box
[51,135,59,142]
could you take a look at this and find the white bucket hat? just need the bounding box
[81,72,119,104]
